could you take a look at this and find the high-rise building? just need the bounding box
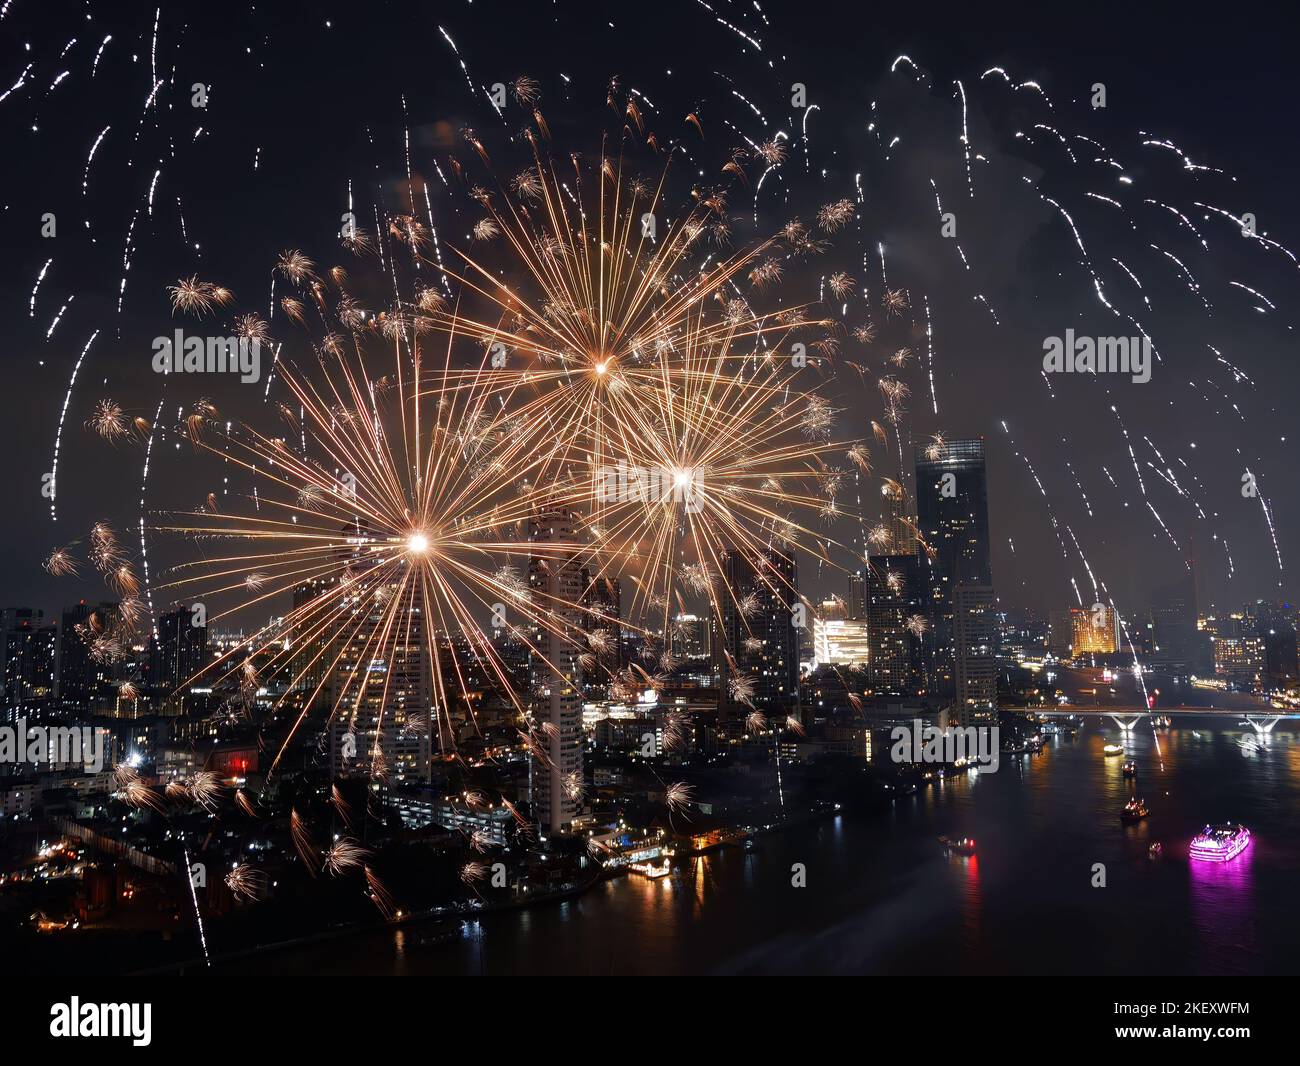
[1070,604,1118,655]
[671,613,710,662]
[288,575,341,713]
[1,608,58,721]
[148,606,211,712]
[1149,567,1209,674]
[579,568,623,694]
[864,550,927,696]
[847,571,866,619]
[915,439,993,702]
[714,545,800,722]
[1047,609,1075,658]
[1214,633,1264,690]
[812,599,869,666]
[56,601,121,717]
[953,584,997,726]
[313,520,434,784]
[527,509,585,834]
[1246,601,1298,692]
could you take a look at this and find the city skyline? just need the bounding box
[3,0,1300,996]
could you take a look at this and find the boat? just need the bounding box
[1103,743,1124,756]
[1121,797,1149,823]
[1189,823,1251,863]
[1148,842,1163,859]
[1154,715,1172,729]
[938,835,977,856]
[411,921,463,948]
[1122,760,1137,777]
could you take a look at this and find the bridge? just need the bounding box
[1035,706,1300,735]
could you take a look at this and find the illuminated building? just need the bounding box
[1213,634,1263,690]
[915,439,992,699]
[527,509,585,834]
[55,602,123,717]
[865,550,926,696]
[953,584,997,726]
[812,607,870,666]
[1,608,57,721]
[715,545,800,721]
[146,606,211,715]
[1070,604,1118,655]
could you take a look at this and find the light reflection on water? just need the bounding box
[231,718,1300,976]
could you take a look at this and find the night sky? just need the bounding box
[3,0,1298,626]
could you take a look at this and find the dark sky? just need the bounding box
[2,0,1297,628]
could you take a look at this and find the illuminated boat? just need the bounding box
[1121,798,1149,823]
[1148,842,1163,859]
[1103,743,1124,756]
[1153,715,1172,729]
[1189,823,1251,863]
[1122,760,1137,777]
[938,835,977,856]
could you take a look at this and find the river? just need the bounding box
[217,714,1300,975]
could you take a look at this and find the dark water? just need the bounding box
[223,718,1300,975]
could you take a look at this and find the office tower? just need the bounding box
[864,550,927,695]
[915,439,993,700]
[1213,632,1264,690]
[715,545,800,722]
[847,571,866,619]
[1,609,58,721]
[289,576,341,713]
[56,601,121,717]
[1246,600,1299,692]
[527,509,585,834]
[1047,608,1075,658]
[579,569,621,634]
[579,568,623,694]
[148,606,211,712]
[670,613,710,663]
[1148,566,1211,674]
[1070,604,1118,655]
[953,584,997,726]
[311,519,434,783]
[813,615,870,666]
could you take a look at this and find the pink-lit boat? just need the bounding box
[1188,823,1251,863]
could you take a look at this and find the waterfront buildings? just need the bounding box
[915,438,994,706]
[527,509,585,834]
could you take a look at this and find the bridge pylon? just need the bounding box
[1245,715,1282,735]
[1109,714,1144,732]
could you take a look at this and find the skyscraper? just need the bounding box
[305,521,434,784]
[527,509,585,834]
[56,601,121,717]
[847,570,866,619]
[864,550,927,696]
[579,567,623,694]
[1149,567,1206,675]
[953,584,997,726]
[148,606,211,713]
[915,439,993,704]
[1,608,57,721]
[715,545,800,722]
[1246,600,1299,692]
[1070,604,1118,656]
